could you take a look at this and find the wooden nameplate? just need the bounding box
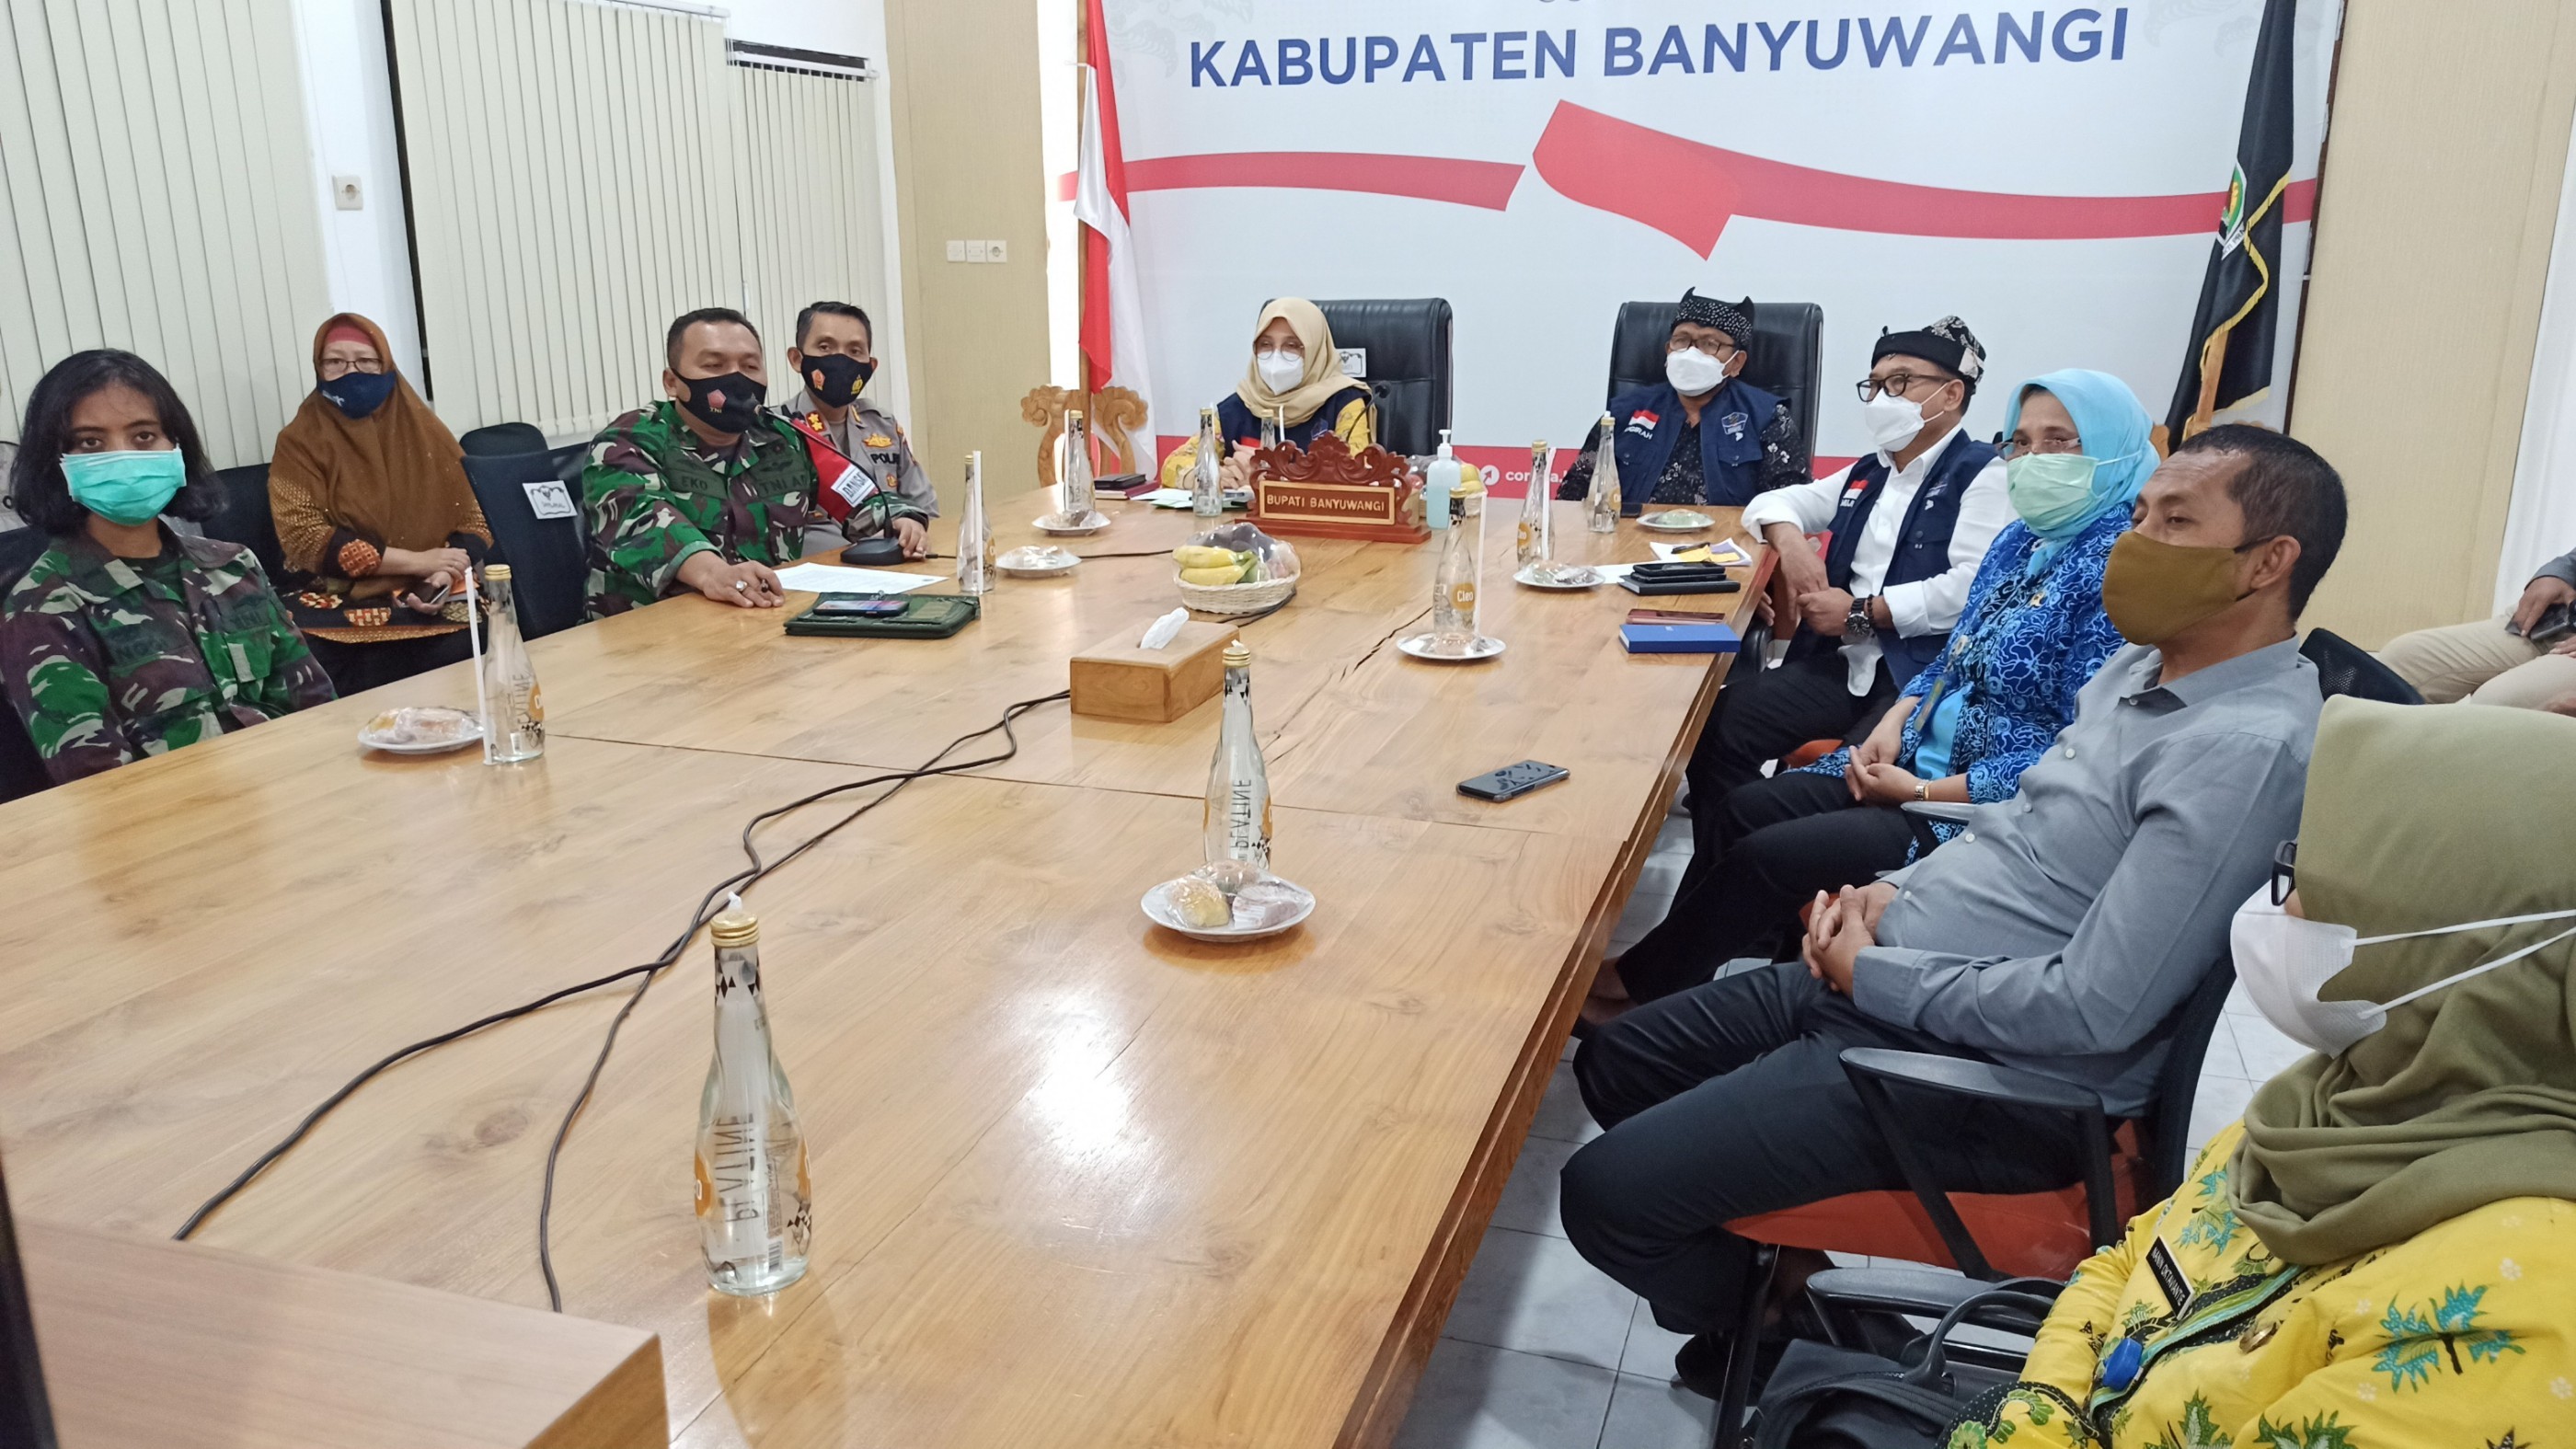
[1248,433,1431,544]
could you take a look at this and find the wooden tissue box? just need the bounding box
[1069,620,1236,723]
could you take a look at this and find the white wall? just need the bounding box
[286,0,420,376]
[2500,99,2576,610]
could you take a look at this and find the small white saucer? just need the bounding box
[359,707,482,754]
[1141,874,1317,942]
[1515,563,1604,590]
[1034,512,1110,535]
[1639,511,1714,532]
[995,546,1080,578]
[1397,633,1506,661]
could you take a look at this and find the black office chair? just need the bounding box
[461,443,592,639]
[0,528,56,803]
[1707,950,2238,1443]
[1311,298,1453,457]
[1606,301,1825,461]
[203,464,288,584]
[2303,627,2424,705]
[459,421,549,457]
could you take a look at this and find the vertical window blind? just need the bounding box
[387,0,897,441]
[0,0,328,469]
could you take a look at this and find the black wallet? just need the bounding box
[784,593,981,638]
[1618,562,1742,596]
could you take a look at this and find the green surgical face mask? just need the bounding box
[61,447,187,526]
[2004,452,2098,531]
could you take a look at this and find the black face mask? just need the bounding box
[317,369,397,420]
[675,371,766,434]
[799,353,874,408]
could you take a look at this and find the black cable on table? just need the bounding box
[175,692,1070,1315]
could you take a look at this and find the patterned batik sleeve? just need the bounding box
[1,584,132,784]
[582,434,716,605]
[1756,399,1810,493]
[1330,396,1374,454]
[1962,535,2125,804]
[1556,432,1600,501]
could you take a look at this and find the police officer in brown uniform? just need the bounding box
[779,301,937,560]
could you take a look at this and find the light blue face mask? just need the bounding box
[61,448,186,526]
[2005,449,2143,538]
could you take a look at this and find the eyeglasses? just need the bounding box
[318,358,386,380]
[1996,438,2085,460]
[2271,839,2297,906]
[1855,372,1953,402]
[1666,338,1740,360]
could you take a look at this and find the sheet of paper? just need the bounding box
[1650,539,1753,565]
[1144,489,1195,508]
[771,562,943,594]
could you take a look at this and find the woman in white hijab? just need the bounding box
[1158,298,1374,489]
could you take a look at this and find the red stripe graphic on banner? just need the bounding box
[1122,152,1527,210]
[1088,102,2317,247]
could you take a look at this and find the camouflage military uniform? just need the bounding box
[581,401,824,617]
[0,528,337,785]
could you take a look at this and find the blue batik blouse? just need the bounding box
[1800,510,2128,853]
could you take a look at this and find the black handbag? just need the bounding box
[1750,1284,2062,1449]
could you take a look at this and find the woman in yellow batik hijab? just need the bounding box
[1947,697,2576,1449]
[1158,297,1373,489]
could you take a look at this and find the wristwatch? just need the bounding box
[1846,594,1879,641]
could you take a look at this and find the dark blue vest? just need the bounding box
[1597,377,1783,511]
[1790,430,1998,687]
[1215,385,1371,451]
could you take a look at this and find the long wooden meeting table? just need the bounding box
[0,497,1762,1447]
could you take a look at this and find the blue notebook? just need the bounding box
[1619,619,1741,654]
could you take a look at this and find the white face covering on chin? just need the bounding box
[2228,884,2576,1056]
[1255,350,1304,393]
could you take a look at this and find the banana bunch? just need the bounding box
[1175,544,1259,587]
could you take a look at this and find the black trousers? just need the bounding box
[1561,962,2090,1335]
[1617,772,1933,1004]
[305,629,475,697]
[1683,650,1895,880]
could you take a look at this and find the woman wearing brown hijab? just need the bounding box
[268,314,492,694]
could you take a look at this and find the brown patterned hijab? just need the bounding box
[268,313,484,596]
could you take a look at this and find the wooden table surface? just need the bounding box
[0,496,1757,1448]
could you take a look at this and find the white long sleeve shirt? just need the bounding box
[1739,423,2011,694]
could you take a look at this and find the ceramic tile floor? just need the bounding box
[1390,811,2305,1449]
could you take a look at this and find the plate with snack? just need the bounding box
[995,545,1081,578]
[359,706,482,755]
[1638,509,1715,532]
[1142,862,1316,942]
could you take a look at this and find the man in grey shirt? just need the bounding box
[1559,426,2349,1386]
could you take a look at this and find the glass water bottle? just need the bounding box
[696,906,811,1297]
[477,564,544,765]
[1517,440,1554,568]
[1260,406,1284,450]
[1062,409,1097,523]
[1191,407,1225,518]
[1586,412,1621,534]
[1432,483,1485,647]
[1203,641,1271,872]
[955,450,992,594]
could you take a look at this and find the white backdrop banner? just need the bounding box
[1098,0,2341,490]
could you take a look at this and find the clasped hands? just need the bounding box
[1803,880,1898,995]
[1756,528,1870,638]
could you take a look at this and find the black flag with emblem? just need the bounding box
[2164,0,2297,444]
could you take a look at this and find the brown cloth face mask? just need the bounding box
[2100,529,2263,645]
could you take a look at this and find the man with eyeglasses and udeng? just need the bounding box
[1671,317,2013,878]
[1555,290,1811,512]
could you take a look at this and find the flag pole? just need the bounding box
[1073,2,1096,470]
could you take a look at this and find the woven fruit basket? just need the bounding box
[1173,525,1301,615]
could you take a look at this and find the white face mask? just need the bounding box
[1255,349,1305,393]
[1860,381,1949,454]
[1664,348,1731,397]
[2229,885,2576,1056]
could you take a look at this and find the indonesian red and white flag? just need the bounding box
[1075,0,1154,423]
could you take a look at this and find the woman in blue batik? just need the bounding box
[1598,370,2150,1012]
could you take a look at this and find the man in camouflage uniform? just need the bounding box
[585,306,920,617]
[1,530,336,784]
[779,300,936,559]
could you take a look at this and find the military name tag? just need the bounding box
[522,479,577,521]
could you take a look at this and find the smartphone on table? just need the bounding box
[1459,760,1570,802]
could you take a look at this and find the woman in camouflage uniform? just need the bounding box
[0,351,333,786]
